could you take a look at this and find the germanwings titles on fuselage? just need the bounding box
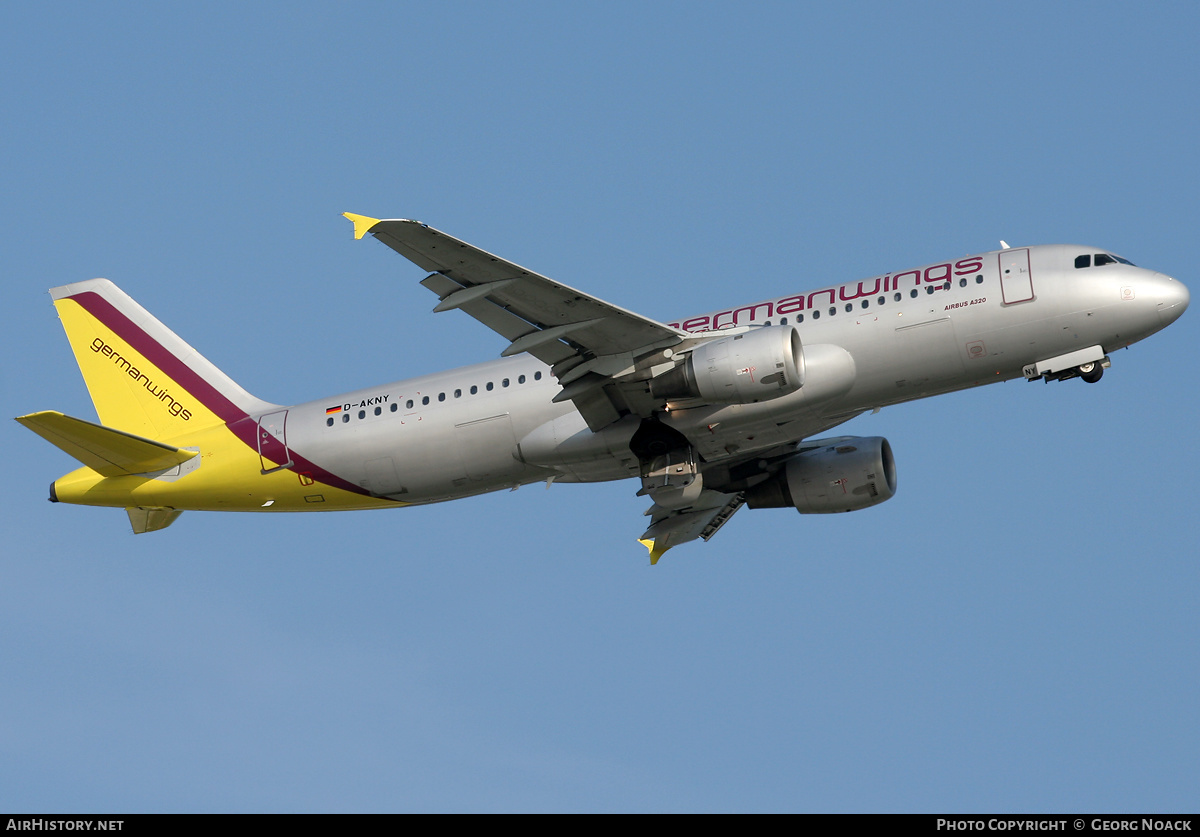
[666,256,985,332]
[16,215,1189,562]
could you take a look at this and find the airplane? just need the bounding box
[15,214,1190,562]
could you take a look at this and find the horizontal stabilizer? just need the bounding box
[15,411,197,476]
[127,506,183,534]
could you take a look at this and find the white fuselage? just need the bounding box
[279,244,1187,502]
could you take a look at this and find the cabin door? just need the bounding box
[257,410,293,474]
[999,248,1035,304]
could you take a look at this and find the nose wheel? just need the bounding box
[1078,362,1103,384]
[1027,354,1110,384]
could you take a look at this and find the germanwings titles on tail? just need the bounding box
[17,215,1190,562]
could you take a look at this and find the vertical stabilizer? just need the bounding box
[50,279,276,440]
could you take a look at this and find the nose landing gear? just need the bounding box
[1023,348,1111,384]
[1077,361,1104,384]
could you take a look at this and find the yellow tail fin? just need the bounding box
[50,279,275,441]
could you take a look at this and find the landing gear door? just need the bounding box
[257,410,293,474]
[999,248,1034,304]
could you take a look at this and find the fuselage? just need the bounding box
[49,243,1189,513]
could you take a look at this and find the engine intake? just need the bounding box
[651,326,804,405]
[744,436,897,514]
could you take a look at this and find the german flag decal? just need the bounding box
[325,405,343,415]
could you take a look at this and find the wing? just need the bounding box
[347,214,688,430]
[639,490,746,564]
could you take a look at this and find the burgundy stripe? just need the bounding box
[69,291,394,502]
[226,415,383,499]
[72,291,246,423]
[294,450,387,499]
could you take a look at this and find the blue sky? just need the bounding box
[2,1,1197,812]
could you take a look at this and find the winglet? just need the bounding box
[638,537,669,565]
[343,212,381,240]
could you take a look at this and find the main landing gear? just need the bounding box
[631,419,705,510]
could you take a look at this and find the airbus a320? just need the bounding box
[16,214,1189,562]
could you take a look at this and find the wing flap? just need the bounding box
[420,273,579,366]
[15,411,197,476]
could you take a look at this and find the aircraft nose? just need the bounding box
[1154,272,1189,327]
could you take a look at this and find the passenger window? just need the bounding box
[358,410,365,419]
[470,385,478,395]
[829,307,836,316]
[326,417,333,427]
[894,292,902,302]
[342,413,349,423]
[926,285,935,295]
[1094,254,1116,267]
[486,381,494,391]
[780,317,788,325]
[518,374,526,384]
[975,275,983,284]
[374,406,381,416]
[390,403,397,412]
[764,319,771,326]
[861,300,868,309]
[1075,254,1091,268]
[503,378,510,387]
[877,296,885,305]
[422,396,429,405]
[454,389,461,398]
[797,313,804,322]
[959,277,967,287]
[812,310,820,320]
[845,303,853,312]
[910,289,918,298]
[534,371,542,380]
[438,392,446,402]
[406,399,414,409]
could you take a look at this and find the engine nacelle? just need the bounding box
[744,436,897,514]
[651,326,804,405]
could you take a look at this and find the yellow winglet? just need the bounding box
[342,212,381,240]
[638,537,669,565]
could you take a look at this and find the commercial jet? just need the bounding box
[16,214,1190,562]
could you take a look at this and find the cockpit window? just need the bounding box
[1077,253,1136,269]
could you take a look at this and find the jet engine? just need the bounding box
[651,326,804,405]
[744,436,896,513]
